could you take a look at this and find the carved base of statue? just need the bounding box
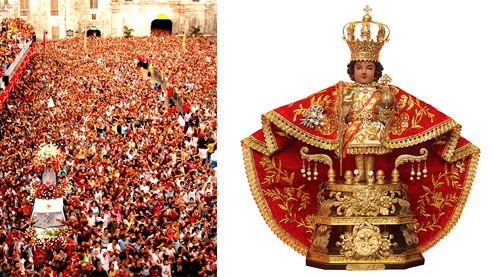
[304,148,426,270]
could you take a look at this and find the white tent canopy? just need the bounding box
[33,198,64,213]
[31,198,65,229]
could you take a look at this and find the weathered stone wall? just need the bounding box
[0,0,216,39]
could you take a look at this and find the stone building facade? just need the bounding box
[0,0,216,39]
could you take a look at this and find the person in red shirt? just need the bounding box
[167,86,173,105]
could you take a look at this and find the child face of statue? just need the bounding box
[354,61,376,84]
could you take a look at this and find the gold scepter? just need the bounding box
[337,81,345,176]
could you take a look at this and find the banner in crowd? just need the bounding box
[0,41,37,110]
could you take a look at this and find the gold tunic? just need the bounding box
[344,85,391,155]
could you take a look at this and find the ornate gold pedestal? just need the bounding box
[301,147,427,270]
[306,180,424,270]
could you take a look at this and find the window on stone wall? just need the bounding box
[20,0,29,16]
[52,26,59,39]
[51,0,58,16]
[90,0,98,9]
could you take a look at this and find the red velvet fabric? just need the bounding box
[243,82,479,253]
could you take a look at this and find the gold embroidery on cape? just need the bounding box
[292,95,334,122]
[391,93,435,136]
[288,86,336,108]
[416,161,462,233]
[241,144,309,255]
[390,112,410,135]
[260,156,316,235]
[319,112,338,136]
[292,93,338,136]
[418,150,479,252]
[432,134,447,146]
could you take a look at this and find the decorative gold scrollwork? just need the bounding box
[336,221,397,259]
[401,223,419,249]
[300,146,335,183]
[333,187,398,217]
[312,225,331,252]
[394,148,428,169]
[318,199,336,216]
[300,146,333,169]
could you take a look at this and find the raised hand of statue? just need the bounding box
[376,76,396,123]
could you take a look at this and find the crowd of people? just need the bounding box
[0,18,34,75]
[0,23,217,276]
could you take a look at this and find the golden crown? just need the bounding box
[343,5,390,62]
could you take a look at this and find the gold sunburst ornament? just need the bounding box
[336,221,397,259]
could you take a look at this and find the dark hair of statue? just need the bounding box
[347,60,384,83]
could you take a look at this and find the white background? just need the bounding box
[218,1,498,276]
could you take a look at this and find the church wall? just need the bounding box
[0,0,216,39]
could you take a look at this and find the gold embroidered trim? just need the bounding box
[265,107,459,157]
[383,119,457,149]
[262,116,279,154]
[265,111,339,151]
[418,149,480,253]
[241,143,308,256]
[345,145,392,155]
[241,136,270,156]
[442,124,462,162]
[451,143,480,162]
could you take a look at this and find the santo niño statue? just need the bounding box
[241,6,479,270]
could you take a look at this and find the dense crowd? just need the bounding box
[0,31,217,276]
[150,29,171,37]
[0,18,34,75]
[150,34,216,118]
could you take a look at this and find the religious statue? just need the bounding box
[241,6,479,270]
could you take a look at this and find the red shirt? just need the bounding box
[23,204,31,217]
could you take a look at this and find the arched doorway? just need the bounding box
[86,26,101,37]
[151,14,172,36]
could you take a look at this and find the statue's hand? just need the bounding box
[378,108,393,124]
[342,102,351,122]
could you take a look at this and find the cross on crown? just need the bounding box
[363,5,372,15]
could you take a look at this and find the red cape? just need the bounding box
[242,82,479,255]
